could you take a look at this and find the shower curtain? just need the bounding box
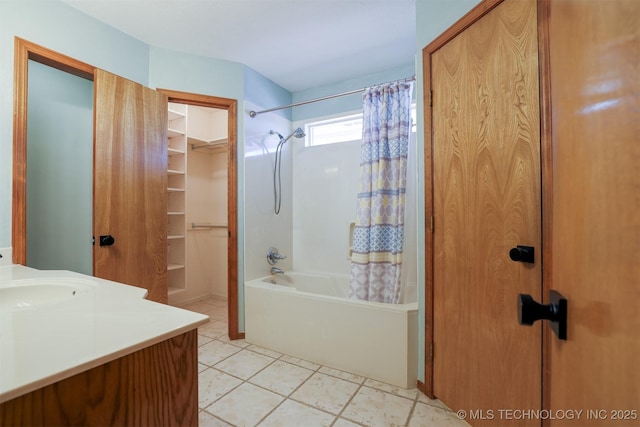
[349,80,413,304]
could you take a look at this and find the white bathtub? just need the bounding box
[244,272,418,388]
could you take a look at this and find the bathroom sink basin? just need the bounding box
[0,278,95,310]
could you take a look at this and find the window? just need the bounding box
[304,113,363,147]
[303,105,416,148]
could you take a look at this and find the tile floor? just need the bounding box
[181,297,470,427]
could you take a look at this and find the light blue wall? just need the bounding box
[26,60,93,275]
[243,66,292,120]
[414,0,482,383]
[0,0,150,247]
[148,46,244,101]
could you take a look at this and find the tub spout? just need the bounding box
[271,267,285,275]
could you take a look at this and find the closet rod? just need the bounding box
[191,223,227,229]
[248,75,415,118]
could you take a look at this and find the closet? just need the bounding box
[167,103,229,305]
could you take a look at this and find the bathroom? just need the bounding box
[1,1,637,426]
[0,0,446,416]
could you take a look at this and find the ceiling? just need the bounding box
[61,0,416,93]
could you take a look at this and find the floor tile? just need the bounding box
[417,394,450,411]
[208,311,229,322]
[280,354,321,371]
[199,410,233,427]
[198,368,242,408]
[290,372,360,415]
[363,379,419,400]
[218,334,251,348]
[341,386,414,427]
[247,344,283,358]
[408,402,471,427]
[198,340,241,367]
[319,366,366,384]
[206,382,284,427]
[198,334,214,347]
[258,400,335,427]
[182,301,217,315]
[333,418,364,427]
[199,320,229,339]
[190,294,452,427]
[250,360,314,396]
[215,349,275,380]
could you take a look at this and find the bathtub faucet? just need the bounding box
[270,267,285,275]
[267,247,286,265]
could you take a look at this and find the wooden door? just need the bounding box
[94,69,169,303]
[546,0,640,424]
[430,0,541,424]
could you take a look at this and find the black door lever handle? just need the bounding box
[99,235,115,246]
[518,290,567,340]
[510,245,535,263]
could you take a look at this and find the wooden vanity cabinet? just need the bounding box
[0,330,198,427]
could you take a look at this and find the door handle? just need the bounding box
[509,245,535,263]
[99,235,115,246]
[518,290,567,340]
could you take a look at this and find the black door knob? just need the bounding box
[99,235,115,246]
[518,291,567,340]
[509,245,535,263]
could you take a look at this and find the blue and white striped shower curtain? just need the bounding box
[348,81,413,304]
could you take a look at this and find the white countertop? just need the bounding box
[0,265,209,404]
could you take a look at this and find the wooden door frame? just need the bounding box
[158,89,242,340]
[12,37,95,266]
[419,0,553,400]
[12,38,243,341]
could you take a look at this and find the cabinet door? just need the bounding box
[93,69,168,303]
[547,0,640,423]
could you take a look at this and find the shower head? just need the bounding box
[270,127,306,144]
[292,127,306,138]
[283,127,306,143]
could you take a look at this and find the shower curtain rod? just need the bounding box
[248,75,415,118]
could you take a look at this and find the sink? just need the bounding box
[0,278,96,310]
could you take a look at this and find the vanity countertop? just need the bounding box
[0,265,209,404]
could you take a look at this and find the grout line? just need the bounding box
[405,398,419,427]
[334,382,364,426]
[200,408,236,427]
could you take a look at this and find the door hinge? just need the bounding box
[91,236,95,246]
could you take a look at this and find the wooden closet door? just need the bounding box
[547,1,640,423]
[93,69,168,303]
[431,0,541,424]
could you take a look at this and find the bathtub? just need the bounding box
[244,272,418,388]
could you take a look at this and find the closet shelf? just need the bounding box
[168,286,185,295]
[168,148,185,156]
[168,128,185,138]
[167,187,185,192]
[168,109,185,121]
[189,136,227,150]
[167,211,185,216]
[168,169,185,175]
[168,264,185,271]
[168,235,185,240]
